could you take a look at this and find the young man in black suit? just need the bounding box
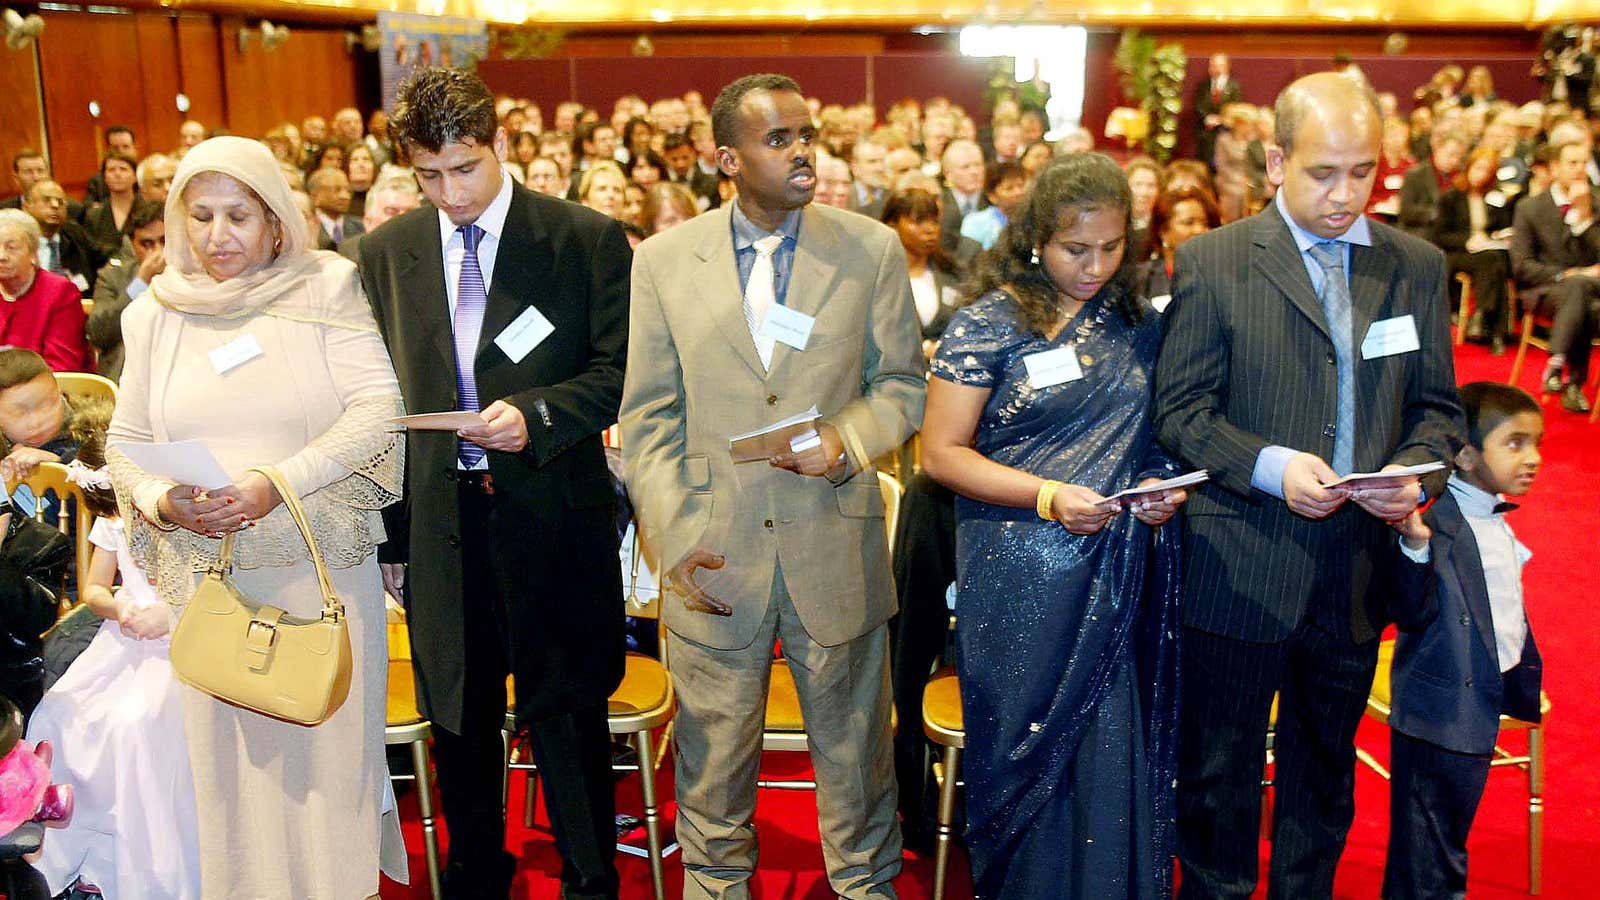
[1509,139,1600,414]
[358,67,629,899]
[1155,72,1463,899]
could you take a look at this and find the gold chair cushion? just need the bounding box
[765,660,805,732]
[608,653,671,715]
[387,662,424,727]
[922,667,963,734]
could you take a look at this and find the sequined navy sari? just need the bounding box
[931,289,1182,899]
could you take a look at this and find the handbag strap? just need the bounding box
[213,466,341,615]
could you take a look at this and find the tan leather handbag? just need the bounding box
[169,466,352,726]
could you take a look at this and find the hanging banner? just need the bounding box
[378,12,490,111]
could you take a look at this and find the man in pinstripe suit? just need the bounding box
[1155,73,1464,899]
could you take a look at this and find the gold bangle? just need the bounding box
[1036,480,1063,522]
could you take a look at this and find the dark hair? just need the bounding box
[1150,185,1222,246]
[126,198,164,233]
[575,121,612,153]
[661,132,691,153]
[985,160,1026,195]
[304,143,346,177]
[711,74,804,148]
[10,149,43,173]
[99,150,137,181]
[1458,381,1540,449]
[968,153,1140,335]
[391,67,498,154]
[68,397,117,519]
[622,116,653,151]
[630,150,668,180]
[105,125,135,142]
[0,349,50,391]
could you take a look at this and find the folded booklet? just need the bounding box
[1321,461,1446,490]
[389,411,485,431]
[729,406,821,463]
[1100,470,1210,504]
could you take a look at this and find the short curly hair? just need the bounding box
[710,74,803,148]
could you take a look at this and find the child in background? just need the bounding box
[1383,382,1545,899]
[26,407,200,899]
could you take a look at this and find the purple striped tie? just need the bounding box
[454,224,488,467]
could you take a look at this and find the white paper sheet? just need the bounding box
[110,440,234,490]
[1100,470,1210,503]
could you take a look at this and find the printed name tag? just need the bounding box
[1485,190,1508,208]
[1023,345,1083,389]
[1150,294,1173,313]
[1383,174,1404,190]
[494,305,555,363]
[209,334,264,375]
[70,273,89,292]
[1361,314,1421,360]
[759,304,816,350]
[1497,164,1518,183]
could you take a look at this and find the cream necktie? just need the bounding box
[743,234,784,371]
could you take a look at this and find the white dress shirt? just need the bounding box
[437,174,513,469]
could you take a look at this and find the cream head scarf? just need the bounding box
[150,135,326,320]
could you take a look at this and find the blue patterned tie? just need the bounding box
[1309,241,1355,474]
[454,224,488,468]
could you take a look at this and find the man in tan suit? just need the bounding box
[621,73,925,899]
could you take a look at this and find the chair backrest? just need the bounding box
[55,372,118,409]
[13,462,93,613]
[877,470,904,548]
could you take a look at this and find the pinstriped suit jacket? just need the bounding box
[1155,207,1464,644]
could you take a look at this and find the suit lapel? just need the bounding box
[1433,493,1499,663]
[396,213,455,367]
[1251,210,1328,341]
[768,206,843,379]
[1348,230,1397,357]
[477,185,552,366]
[695,206,766,379]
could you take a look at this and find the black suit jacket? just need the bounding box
[1155,207,1463,643]
[1433,189,1517,254]
[1389,489,1542,755]
[48,221,112,296]
[1397,163,1446,241]
[316,215,365,252]
[358,182,630,728]
[1510,189,1600,305]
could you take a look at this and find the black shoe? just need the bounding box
[1490,335,1507,356]
[1543,373,1563,394]
[1561,383,1593,414]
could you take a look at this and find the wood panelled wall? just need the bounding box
[4,9,360,196]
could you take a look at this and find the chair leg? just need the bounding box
[634,729,667,900]
[523,755,539,829]
[410,737,443,900]
[932,744,961,900]
[1528,724,1544,895]
[1509,313,1534,385]
[1455,275,1471,345]
[501,726,512,819]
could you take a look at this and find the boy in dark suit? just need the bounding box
[1385,381,1545,899]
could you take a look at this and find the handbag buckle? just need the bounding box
[245,619,278,652]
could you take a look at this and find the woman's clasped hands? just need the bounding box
[1051,478,1188,534]
[157,471,282,538]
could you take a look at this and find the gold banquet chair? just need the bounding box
[385,617,444,899]
[503,561,677,900]
[14,462,93,613]
[757,470,904,790]
[54,371,117,407]
[921,665,965,900]
[1362,639,1551,894]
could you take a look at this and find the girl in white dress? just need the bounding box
[27,423,200,899]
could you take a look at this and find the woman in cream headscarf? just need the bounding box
[106,136,408,898]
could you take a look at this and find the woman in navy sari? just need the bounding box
[921,153,1187,898]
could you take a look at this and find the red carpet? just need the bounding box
[382,341,1596,899]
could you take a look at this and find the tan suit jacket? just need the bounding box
[621,202,926,651]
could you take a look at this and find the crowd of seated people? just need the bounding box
[0,40,1595,896]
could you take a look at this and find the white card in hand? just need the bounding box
[1361,314,1420,359]
[1023,346,1083,389]
[758,304,816,350]
[209,334,264,375]
[1150,294,1172,313]
[494,306,555,363]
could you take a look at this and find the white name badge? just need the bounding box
[70,273,89,292]
[494,305,555,363]
[1361,314,1421,360]
[1150,294,1173,313]
[1485,190,1508,208]
[1497,164,1519,183]
[758,304,816,350]
[209,333,264,375]
[1023,345,1083,389]
[1383,174,1404,190]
